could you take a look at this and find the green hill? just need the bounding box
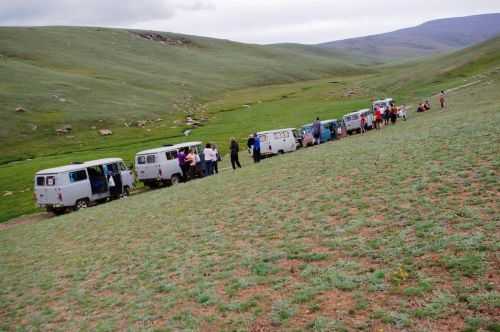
[1,66,499,331]
[0,26,359,162]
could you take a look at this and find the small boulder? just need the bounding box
[56,128,69,135]
[15,107,25,113]
[3,191,13,197]
[62,124,72,131]
[99,129,113,136]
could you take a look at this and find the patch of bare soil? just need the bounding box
[0,212,53,231]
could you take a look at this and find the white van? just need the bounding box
[372,98,394,112]
[135,141,204,187]
[258,128,298,156]
[34,158,134,214]
[343,109,374,134]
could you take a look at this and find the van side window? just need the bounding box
[119,162,127,171]
[137,156,146,165]
[69,170,88,183]
[166,151,177,160]
[46,176,56,186]
[146,155,156,164]
[36,176,45,186]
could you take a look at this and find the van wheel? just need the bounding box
[170,175,180,186]
[278,150,285,155]
[75,199,89,211]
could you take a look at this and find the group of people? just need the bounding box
[418,91,447,112]
[177,145,220,180]
[371,102,405,132]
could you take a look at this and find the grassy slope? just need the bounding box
[0,26,359,162]
[0,72,499,331]
[0,36,499,223]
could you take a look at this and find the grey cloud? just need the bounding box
[0,0,214,26]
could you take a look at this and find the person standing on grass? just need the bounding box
[185,149,196,180]
[247,134,255,157]
[203,143,214,176]
[213,145,221,175]
[374,106,382,129]
[383,107,390,126]
[313,117,321,145]
[439,90,447,109]
[253,133,261,163]
[360,113,367,134]
[230,138,242,170]
[177,148,188,181]
[390,103,398,124]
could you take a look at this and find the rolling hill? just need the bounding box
[0,26,359,163]
[319,13,500,61]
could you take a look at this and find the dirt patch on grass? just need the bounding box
[0,212,53,231]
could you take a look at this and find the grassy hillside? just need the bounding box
[319,13,500,62]
[1,35,500,223]
[0,26,359,163]
[1,71,499,331]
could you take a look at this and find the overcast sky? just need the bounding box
[1,0,500,44]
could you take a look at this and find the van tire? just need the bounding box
[278,150,285,155]
[75,199,89,211]
[170,175,181,186]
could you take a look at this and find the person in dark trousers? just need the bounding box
[253,133,261,163]
[213,145,220,174]
[439,90,447,109]
[247,135,255,154]
[230,138,242,170]
[177,148,188,181]
[313,117,321,145]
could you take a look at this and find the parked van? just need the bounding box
[34,158,134,213]
[343,109,374,134]
[372,98,394,112]
[258,129,298,156]
[302,122,332,144]
[135,142,204,187]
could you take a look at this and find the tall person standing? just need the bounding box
[439,90,447,110]
[230,138,242,170]
[313,117,321,145]
[253,133,261,163]
[203,144,214,175]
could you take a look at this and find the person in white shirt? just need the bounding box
[203,144,216,175]
[212,145,221,174]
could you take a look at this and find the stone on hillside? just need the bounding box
[136,120,148,128]
[184,130,192,136]
[15,107,26,113]
[56,128,69,135]
[99,129,113,136]
[3,191,13,197]
[62,124,72,131]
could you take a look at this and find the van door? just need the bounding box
[119,161,134,189]
[137,154,159,180]
[35,174,59,205]
[259,134,272,155]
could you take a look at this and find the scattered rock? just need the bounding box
[56,128,70,135]
[136,120,148,128]
[62,124,72,131]
[59,98,66,103]
[155,118,163,122]
[15,107,25,113]
[91,126,97,130]
[99,129,113,136]
[30,124,38,131]
[184,130,192,136]
[3,191,13,197]
[131,31,192,46]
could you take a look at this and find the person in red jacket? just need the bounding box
[374,106,382,129]
[360,113,367,134]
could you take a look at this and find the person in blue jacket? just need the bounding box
[252,133,261,163]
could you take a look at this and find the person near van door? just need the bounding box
[253,133,261,163]
[213,145,221,174]
[360,114,367,134]
[178,148,188,181]
[439,90,446,109]
[108,171,118,198]
[313,117,321,145]
[203,144,214,176]
[230,138,242,170]
[247,135,255,155]
[185,149,196,179]
[194,150,205,178]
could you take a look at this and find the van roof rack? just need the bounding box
[71,161,84,165]
[163,144,174,147]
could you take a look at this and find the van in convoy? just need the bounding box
[343,109,374,134]
[258,128,298,156]
[302,122,332,144]
[135,142,204,187]
[34,158,134,214]
[372,98,394,112]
